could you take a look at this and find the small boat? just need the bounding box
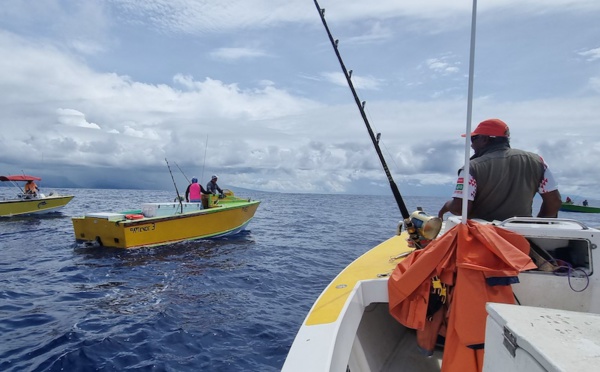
[0,175,74,217]
[72,190,260,249]
[559,202,600,213]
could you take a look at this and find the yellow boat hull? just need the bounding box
[0,195,74,217]
[72,199,260,249]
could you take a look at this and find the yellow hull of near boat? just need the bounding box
[0,195,74,217]
[72,198,260,249]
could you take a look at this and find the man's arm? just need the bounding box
[438,198,472,218]
[184,184,191,202]
[537,190,562,218]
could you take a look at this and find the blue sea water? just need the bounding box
[1,188,599,371]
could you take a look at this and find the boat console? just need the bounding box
[446,216,599,313]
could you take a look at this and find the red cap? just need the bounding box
[462,118,510,138]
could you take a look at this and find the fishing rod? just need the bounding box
[201,135,209,183]
[174,162,191,184]
[165,158,184,213]
[313,0,423,244]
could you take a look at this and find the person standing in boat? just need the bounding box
[206,175,224,198]
[438,118,562,221]
[24,180,39,196]
[583,200,589,206]
[185,177,209,203]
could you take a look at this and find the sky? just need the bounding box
[0,0,599,200]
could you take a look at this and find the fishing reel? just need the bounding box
[398,208,442,249]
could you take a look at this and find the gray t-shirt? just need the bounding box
[206,181,223,195]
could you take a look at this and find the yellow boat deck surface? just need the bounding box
[306,233,413,325]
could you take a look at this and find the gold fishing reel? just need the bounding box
[398,208,443,249]
[409,210,442,240]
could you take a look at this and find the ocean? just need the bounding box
[1,188,599,371]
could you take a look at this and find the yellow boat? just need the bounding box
[72,190,260,249]
[0,175,74,217]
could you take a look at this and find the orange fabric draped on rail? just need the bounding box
[388,220,536,372]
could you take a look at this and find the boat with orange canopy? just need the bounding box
[0,174,74,217]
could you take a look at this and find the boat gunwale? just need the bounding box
[0,195,75,203]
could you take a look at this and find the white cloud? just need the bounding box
[209,47,269,61]
[425,56,460,75]
[345,22,393,45]
[104,0,600,36]
[321,71,383,90]
[69,39,106,55]
[0,0,599,199]
[56,108,101,129]
[579,47,600,62]
[122,125,161,140]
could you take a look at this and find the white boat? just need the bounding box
[0,174,74,217]
[284,1,600,370]
[283,216,600,371]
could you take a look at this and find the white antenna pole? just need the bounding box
[462,0,478,225]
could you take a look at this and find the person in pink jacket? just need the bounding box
[185,177,209,203]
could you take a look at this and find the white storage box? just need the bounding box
[483,303,600,372]
[85,212,126,221]
[141,203,202,217]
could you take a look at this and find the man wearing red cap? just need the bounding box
[438,119,562,221]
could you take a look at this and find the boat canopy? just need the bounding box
[0,175,42,182]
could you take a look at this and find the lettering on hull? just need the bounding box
[129,224,156,233]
